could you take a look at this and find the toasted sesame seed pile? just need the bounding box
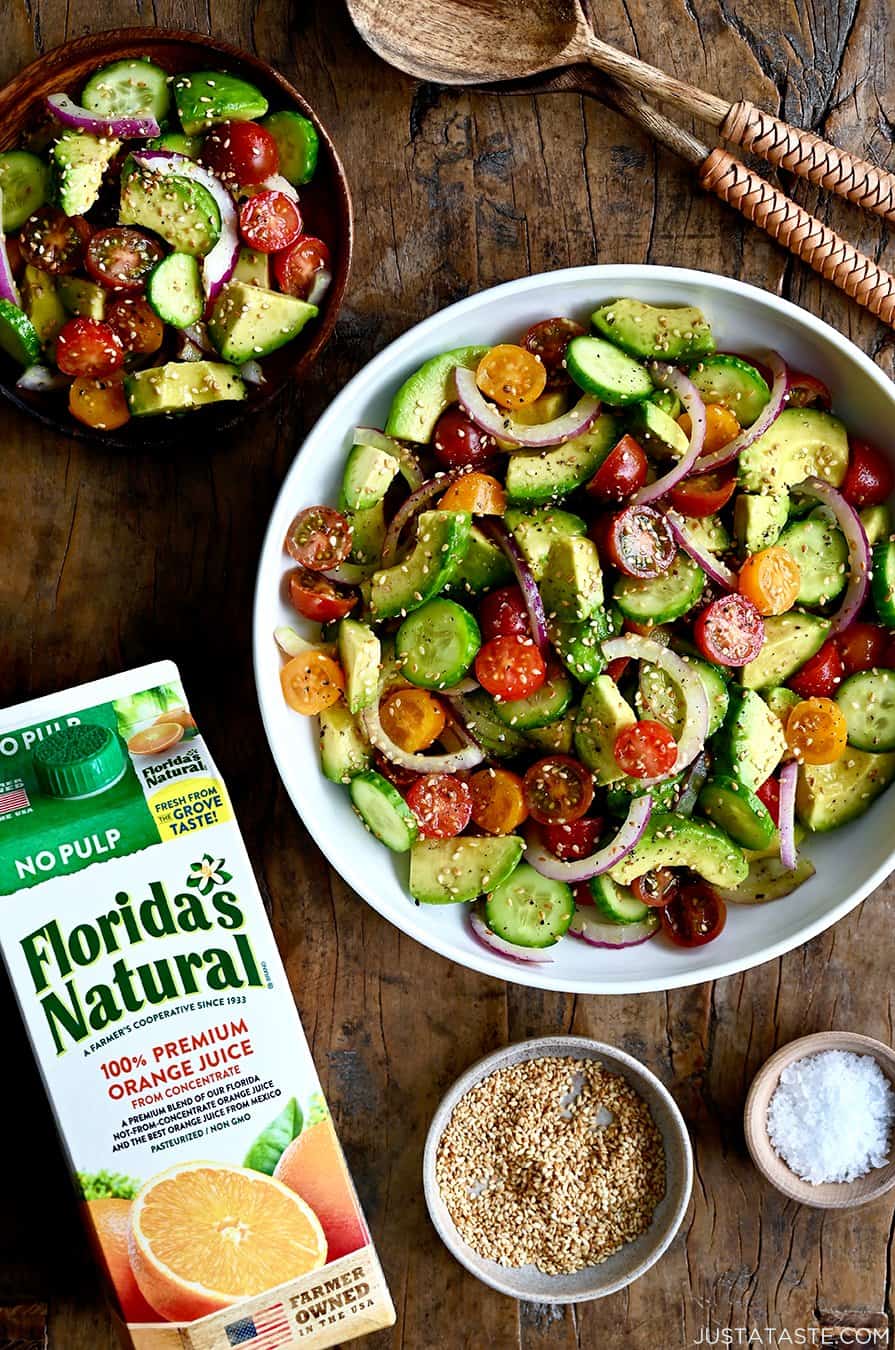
[435,1056,666,1274]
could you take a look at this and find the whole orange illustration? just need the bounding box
[274,1118,369,1260]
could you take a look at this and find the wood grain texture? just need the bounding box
[0,2,893,1348]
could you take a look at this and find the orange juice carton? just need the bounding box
[0,662,394,1350]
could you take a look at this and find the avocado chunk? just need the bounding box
[233,245,270,289]
[445,526,513,597]
[716,854,816,904]
[21,265,65,347]
[120,159,221,257]
[505,506,586,580]
[369,509,471,621]
[628,400,689,457]
[505,414,618,505]
[610,811,748,888]
[763,686,800,737]
[384,345,489,444]
[338,619,381,713]
[592,298,715,361]
[540,535,603,621]
[713,686,786,790]
[574,674,636,785]
[737,409,849,494]
[796,748,895,831]
[341,440,399,511]
[524,711,575,755]
[57,276,106,319]
[173,71,268,136]
[511,390,570,426]
[680,512,730,554]
[409,835,524,904]
[861,504,892,546]
[345,500,386,567]
[51,130,120,215]
[734,492,789,555]
[319,703,370,784]
[209,281,317,364]
[740,611,830,691]
[125,360,246,416]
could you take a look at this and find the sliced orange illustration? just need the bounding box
[128,722,185,756]
[274,1118,369,1261]
[129,1162,327,1323]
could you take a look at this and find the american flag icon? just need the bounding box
[0,781,30,818]
[224,1303,293,1349]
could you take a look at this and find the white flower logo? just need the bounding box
[186,854,232,895]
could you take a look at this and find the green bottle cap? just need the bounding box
[32,723,128,800]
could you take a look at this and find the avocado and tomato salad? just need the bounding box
[274,296,895,962]
[0,58,331,430]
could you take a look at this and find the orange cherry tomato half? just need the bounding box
[379,688,446,752]
[785,697,848,764]
[679,401,740,455]
[439,472,507,515]
[475,635,547,702]
[738,545,801,616]
[468,767,528,834]
[280,650,345,715]
[68,373,130,430]
[522,754,594,825]
[476,343,547,410]
[405,774,472,839]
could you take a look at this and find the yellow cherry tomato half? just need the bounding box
[439,471,507,515]
[679,401,741,454]
[738,545,801,616]
[469,766,529,834]
[280,650,345,715]
[379,688,446,752]
[69,372,130,431]
[476,343,547,409]
[785,697,848,764]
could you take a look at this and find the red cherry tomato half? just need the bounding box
[842,440,894,509]
[788,638,844,699]
[541,816,603,860]
[373,749,418,792]
[602,504,676,578]
[838,622,887,676]
[55,317,124,378]
[405,774,472,839]
[885,635,895,670]
[661,881,727,947]
[756,776,780,826]
[573,881,594,907]
[19,206,90,275]
[85,227,164,291]
[239,189,302,254]
[586,433,648,503]
[693,594,765,667]
[273,235,331,300]
[785,370,832,410]
[200,120,279,188]
[520,317,586,387]
[523,755,595,825]
[631,868,680,908]
[285,505,353,571]
[613,720,678,779]
[475,635,546,701]
[479,585,529,640]
[287,567,357,622]
[432,406,497,470]
[667,467,737,518]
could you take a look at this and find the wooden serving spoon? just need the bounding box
[345,0,895,225]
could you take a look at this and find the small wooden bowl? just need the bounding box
[744,1031,895,1209]
[0,28,353,447]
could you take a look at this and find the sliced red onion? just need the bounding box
[380,473,457,567]
[455,366,600,448]
[666,508,737,590]
[240,359,266,386]
[361,696,484,773]
[442,676,479,695]
[793,476,871,634]
[524,795,652,883]
[307,267,331,307]
[778,761,799,871]
[17,364,70,392]
[469,908,554,963]
[260,173,300,203]
[634,366,706,504]
[182,323,215,354]
[482,518,548,652]
[674,751,710,816]
[602,635,710,781]
[132,151,239,302]
[0,190,20,307]
[353,426,423,489]
[695,351,788,473]
[568,909,660,948]
[176,338,205,362]
[45,92,160,139]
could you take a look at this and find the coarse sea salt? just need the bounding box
[767,1050,895,1184]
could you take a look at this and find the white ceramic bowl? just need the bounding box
[253,264,895,994]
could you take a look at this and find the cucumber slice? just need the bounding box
[261,110,320,185]
[82,59,171,122]
[778,516,848,606]
[493,666,574,731]
[395,598,481,689]
[449,689,528,758]
[146,252,204,328]
[349,770,419,851]
[588,875,650,924]
[871,540,895,625]
[613,552,705,624]
[485,863,574,948]
[698,775,776,850]
[835,668,895,752]
[0,151,48,230]
[689,355,770,427]
[0,299,40,366]
[410,834,524,904]
[566,336,653,405]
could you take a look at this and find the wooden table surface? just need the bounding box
[1,2,894,1348]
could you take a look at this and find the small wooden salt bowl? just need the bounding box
[744,1031,895,1209]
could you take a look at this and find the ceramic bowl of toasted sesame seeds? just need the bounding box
[422,1035,693,1302]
